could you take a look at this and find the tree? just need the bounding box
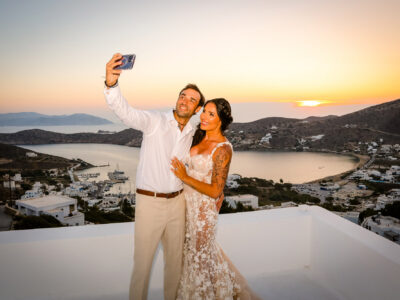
[326,196,334,202]
[13,214,64,230]
[219,200,235,214]
[349,199,360,206]
[381,202,400,219]
[85,206,132,224]
[358,208,377,224]
[322,203,347,212]
[20,183,32,191]
[121,199,134,218]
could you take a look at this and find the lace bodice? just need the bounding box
[184,141,232,186]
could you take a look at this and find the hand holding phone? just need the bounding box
[114,54,136,70]
[105,53,136,88]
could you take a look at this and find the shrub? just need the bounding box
[14,214,63,230]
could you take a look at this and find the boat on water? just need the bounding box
[108,165,129,183]
[78,172,100,179]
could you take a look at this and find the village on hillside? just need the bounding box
[1,138,399,245]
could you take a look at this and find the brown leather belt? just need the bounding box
[136,188,183,199]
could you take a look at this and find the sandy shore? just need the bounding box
[305,153,370,184]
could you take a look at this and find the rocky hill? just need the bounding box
[0,128,143,147]
[226,98,400,151]
[0,143,94,170]
[0,98,399,152]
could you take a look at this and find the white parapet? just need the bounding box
[0,206,399,300]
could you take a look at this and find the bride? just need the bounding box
[171,98,260,300]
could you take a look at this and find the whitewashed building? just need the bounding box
[21,189,43,199]
[32,182,42,189]
[26,152,37,158]
[260,133,272,144]
[376,192,400,210]
[349,170,371,180]
[20,181,44,199]
[11,174,22,182]
[226,174,241,189]
[86,199,102,207]
[320,183,340,191]
[376,194,391,210]
[362,214,400,245]
[368,170,381,177]
[380,144,392,153]
[16,195,84,226]
[389,189,400,198]
[64,183,88,198]
[3,181,16,189]
[390,165,400,175]
[48,168,59,177]
[226,194,258,209]
[100,197,120,209]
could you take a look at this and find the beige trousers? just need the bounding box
[129,192,186,300]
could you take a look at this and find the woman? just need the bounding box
[171,98,260,300]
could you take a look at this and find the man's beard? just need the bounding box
[175,108,192,118]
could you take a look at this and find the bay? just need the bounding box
[19,144,358,193]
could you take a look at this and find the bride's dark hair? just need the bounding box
[191,98,233,148]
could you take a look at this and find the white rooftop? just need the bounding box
[16,195,75,209]
[0,205,399,300]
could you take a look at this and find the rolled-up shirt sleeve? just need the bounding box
[104,86,159,134]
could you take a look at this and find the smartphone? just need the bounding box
[115,54,136,70]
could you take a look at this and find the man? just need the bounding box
[104,53,204,300]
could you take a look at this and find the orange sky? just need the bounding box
[0,0,399,115]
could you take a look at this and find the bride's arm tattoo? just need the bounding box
[211,144,232,197]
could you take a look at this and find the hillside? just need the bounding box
[0,143,94,170]
[0,128,143,147]
[225,98,400,151]
[0,98,399,152]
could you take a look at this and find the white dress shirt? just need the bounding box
[104,86,195,193]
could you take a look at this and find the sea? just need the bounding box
[19,143,358,195]
[3,124,359,194]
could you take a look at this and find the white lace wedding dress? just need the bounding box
[176,142,260,300]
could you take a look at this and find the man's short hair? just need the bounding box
[179,83,205,108]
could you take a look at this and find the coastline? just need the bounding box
[14,143,371,185]
[304,152,370,184]
[233,148,371,184]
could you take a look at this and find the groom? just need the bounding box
[104,53,204,300]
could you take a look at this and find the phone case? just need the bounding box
[115,54,136,70]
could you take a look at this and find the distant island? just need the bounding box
[0,112,113,126]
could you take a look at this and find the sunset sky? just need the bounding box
[0,0,399,121]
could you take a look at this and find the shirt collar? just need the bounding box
[168,109,194,133]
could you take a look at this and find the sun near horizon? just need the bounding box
[296,101,325,107]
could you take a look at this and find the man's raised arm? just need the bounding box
[104,53,157,134]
